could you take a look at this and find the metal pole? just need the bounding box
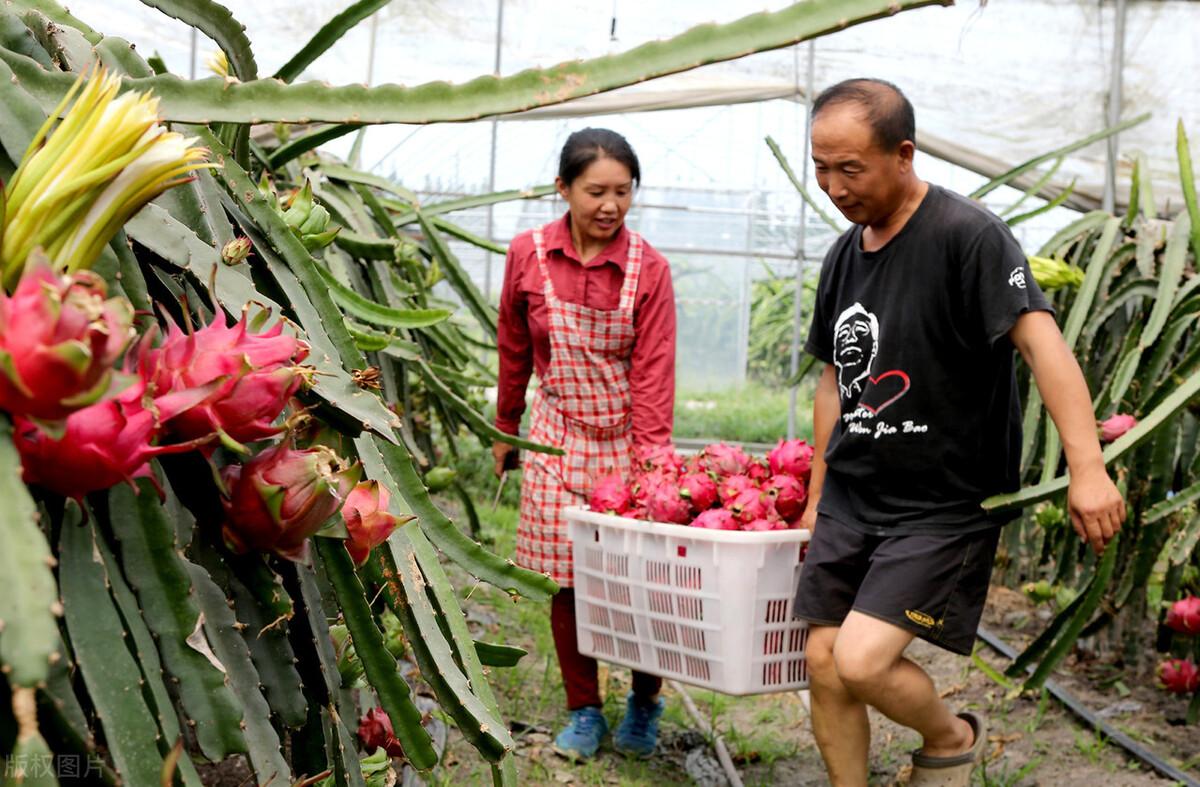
[1102,0,1126,214]
[350,13,380,169]
[483,0,505,302]
[787,41,816,439]
[188,27,197,80]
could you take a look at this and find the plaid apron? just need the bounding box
[515,225,644,586]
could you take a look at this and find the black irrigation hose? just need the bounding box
[976,625,1199,787]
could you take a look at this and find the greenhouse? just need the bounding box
[0,0,1198,785]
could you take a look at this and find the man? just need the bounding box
[793,78,1125,787]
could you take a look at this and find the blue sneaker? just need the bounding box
[553,706,609,761]
[613,692,664,758]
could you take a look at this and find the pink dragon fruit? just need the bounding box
[679,471,718,513]
[1166,596,1200,636]
[342,480,413,566]
[646,483,691,524]
[139,311,309,449]
[358,707,405,757]
[0,265,135,423]
[221,438,361,562]
[729,487,769,523]
[692,508,738,531]
[14,379,213,500]
[1157,658,1200,694]
[718,474,756,507]
[743,517,786,532]
[699,442,751,477]
[590,472,633,515]
[634,443,683,476]
[1098,414,1137,443]
[768,438,815,480]
[745,460,771,483]
[763,474,807,522]
[632,469,673,506]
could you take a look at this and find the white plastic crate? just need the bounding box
[565,506,811,696]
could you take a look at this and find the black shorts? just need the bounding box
[792,514,1001,655]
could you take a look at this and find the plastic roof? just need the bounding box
[85,0,1200,217]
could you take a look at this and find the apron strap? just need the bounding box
[618,232,644,316]
[532,226,557,302]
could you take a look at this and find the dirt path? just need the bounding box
[428,508,1198,786]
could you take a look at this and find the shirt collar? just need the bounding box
[543,212,630,270]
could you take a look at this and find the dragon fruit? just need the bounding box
[590,472,633,515]
[1165,596,1200,636]
[220,438,361,562]
[1098,413,1137,443]
[358,707,405,757]
[633,469,674,506]
[763,474,807,522]
[745,460,771,483]
[634,443,683,475]
[342,480,413,566]
[699,442,751,477]
[679,471,718,513]
[14,379,213,500]
[729,487,769,522]
[646,483,691,524]
[0,264,135,423]
[1157,658,1200,694]
[743,517,785,532]
[718,474,756,507]
[138,311,309,449]
[692,508,738,531]
[768,438,815,480]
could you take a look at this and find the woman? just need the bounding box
[493,128,677,760]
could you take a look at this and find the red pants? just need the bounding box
[551,589,662,709]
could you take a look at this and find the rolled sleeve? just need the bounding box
[629,258,677,447]
[495,245,534,435]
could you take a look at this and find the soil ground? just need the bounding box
[424,502,1199,786]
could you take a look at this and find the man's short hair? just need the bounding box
[811,78,915,152]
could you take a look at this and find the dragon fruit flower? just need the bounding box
[342,480,413,566]
[768,438,815,480]
[692,509,738,531]
[763,474,807,522]
[645,483,691,524]
[1099,414,1137,443]
[2,67,212,287]
[679,471,718,513]
[699,442,751,478]
[220,438,361,562]
[718,474,756,507]
[139,311,309,450]
[590,472,632,515]
[14,379,213,500]
[1157,658,1200,695]
[1165,596,1200,636]
[357,707,406,758]
[0,263,135,423]
[221,236,252,266]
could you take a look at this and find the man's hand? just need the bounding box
[492,441,518,478]
[1066,463,1125,554]
[798,499,819,534]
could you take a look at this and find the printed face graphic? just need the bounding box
[833,303,879,398]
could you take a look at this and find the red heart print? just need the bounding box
[859,370,910,414]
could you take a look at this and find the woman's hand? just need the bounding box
[492,441,518,478]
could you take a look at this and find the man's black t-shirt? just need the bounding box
[805,184,1053,535]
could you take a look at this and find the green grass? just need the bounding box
[673,382,814,444]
